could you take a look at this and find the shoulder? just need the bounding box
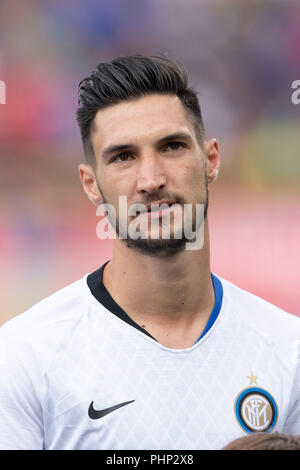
[0,275,91,368]
[219,276,300,343]
[0,276,93,449]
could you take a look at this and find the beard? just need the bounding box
[96,175,208,258]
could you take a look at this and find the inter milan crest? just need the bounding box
[234,373,278,433]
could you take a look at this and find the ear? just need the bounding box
[204,138,220,184]
[78,163,103,205]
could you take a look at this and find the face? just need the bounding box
[79,94,220,256]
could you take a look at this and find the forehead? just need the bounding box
[91,94,196,154]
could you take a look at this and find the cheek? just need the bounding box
[177,162,207,201]
[180,153,204,174]
[98,168,133,203]
[178,160,205,185]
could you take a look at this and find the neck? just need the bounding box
[103,220,215,347]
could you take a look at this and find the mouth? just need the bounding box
[145,201,178,213]
[135,200,181,220]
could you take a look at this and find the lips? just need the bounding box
[135,201,181,221]
[131,201,180,219]
[145,201,177,212]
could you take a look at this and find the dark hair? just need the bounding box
[222,432,300,450]
[76,55,205,165]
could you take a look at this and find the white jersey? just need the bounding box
[0,264,300,450]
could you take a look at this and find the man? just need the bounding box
[0,55,299,450]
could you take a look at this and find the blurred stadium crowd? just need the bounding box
[0,0,300,322]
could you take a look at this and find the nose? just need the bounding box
[136,155,167,194]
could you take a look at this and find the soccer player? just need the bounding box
[0,55,299,450]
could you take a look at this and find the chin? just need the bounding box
[125,237,187,257]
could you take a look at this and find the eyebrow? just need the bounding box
[102,143,134,159]
[101,132,193,159]
[156,132,193,146]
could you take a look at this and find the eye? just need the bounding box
[163,142,185,152]
[112,152,134,163]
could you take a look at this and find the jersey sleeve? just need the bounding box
[0,324,44,450]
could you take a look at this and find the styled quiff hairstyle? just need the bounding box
[76,55,205,166]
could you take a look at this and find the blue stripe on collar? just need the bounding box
[194,273,223,343]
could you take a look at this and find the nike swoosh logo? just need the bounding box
[88,400,135,419]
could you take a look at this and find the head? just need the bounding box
[77,55,220,256]
[222,432,300,450]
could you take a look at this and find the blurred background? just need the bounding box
[0,0,300,324]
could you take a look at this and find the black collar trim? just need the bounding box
[87,262,157,341]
